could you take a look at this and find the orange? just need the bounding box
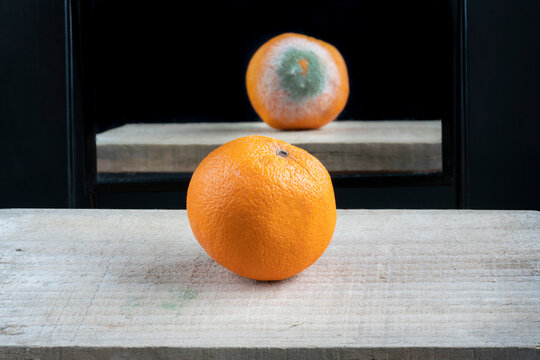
[187,135,336,281]
[246,33,349,130]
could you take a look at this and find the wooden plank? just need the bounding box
[96,121,442,173]
[0,209,539,359]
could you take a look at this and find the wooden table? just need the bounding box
[96,121,442,173]
[1,209,539,359]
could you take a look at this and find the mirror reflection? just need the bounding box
[93,1,445,177]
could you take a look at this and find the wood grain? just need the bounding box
[96,121,442,173]
[0,209,539,359]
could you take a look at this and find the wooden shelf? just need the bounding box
[96,121,442,173]
[1,209,538,359]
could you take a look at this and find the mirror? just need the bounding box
[90,1,447,180]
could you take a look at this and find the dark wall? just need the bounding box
[0,0,68,208]
[467,0,540,210]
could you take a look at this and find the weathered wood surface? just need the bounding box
[96,121,442,173]
[1,209,539,359]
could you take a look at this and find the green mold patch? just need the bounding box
[276,48,325,101]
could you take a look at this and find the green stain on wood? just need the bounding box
[160,288,199,315]
[121,296,143,319]
[276,48,325,100]
[181,289,198,300]
[160,302,177,310]
[121,288,199,317]
[125,297,142,306]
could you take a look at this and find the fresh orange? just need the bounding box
[246,33,349,130]
[187,135,336,281]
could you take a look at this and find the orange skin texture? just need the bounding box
[187,135,337,281]
[246,33,349,130]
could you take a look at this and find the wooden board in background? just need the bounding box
[96,121,442,173]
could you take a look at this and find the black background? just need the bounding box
[1,0,539,210]
[89,0,447,133]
